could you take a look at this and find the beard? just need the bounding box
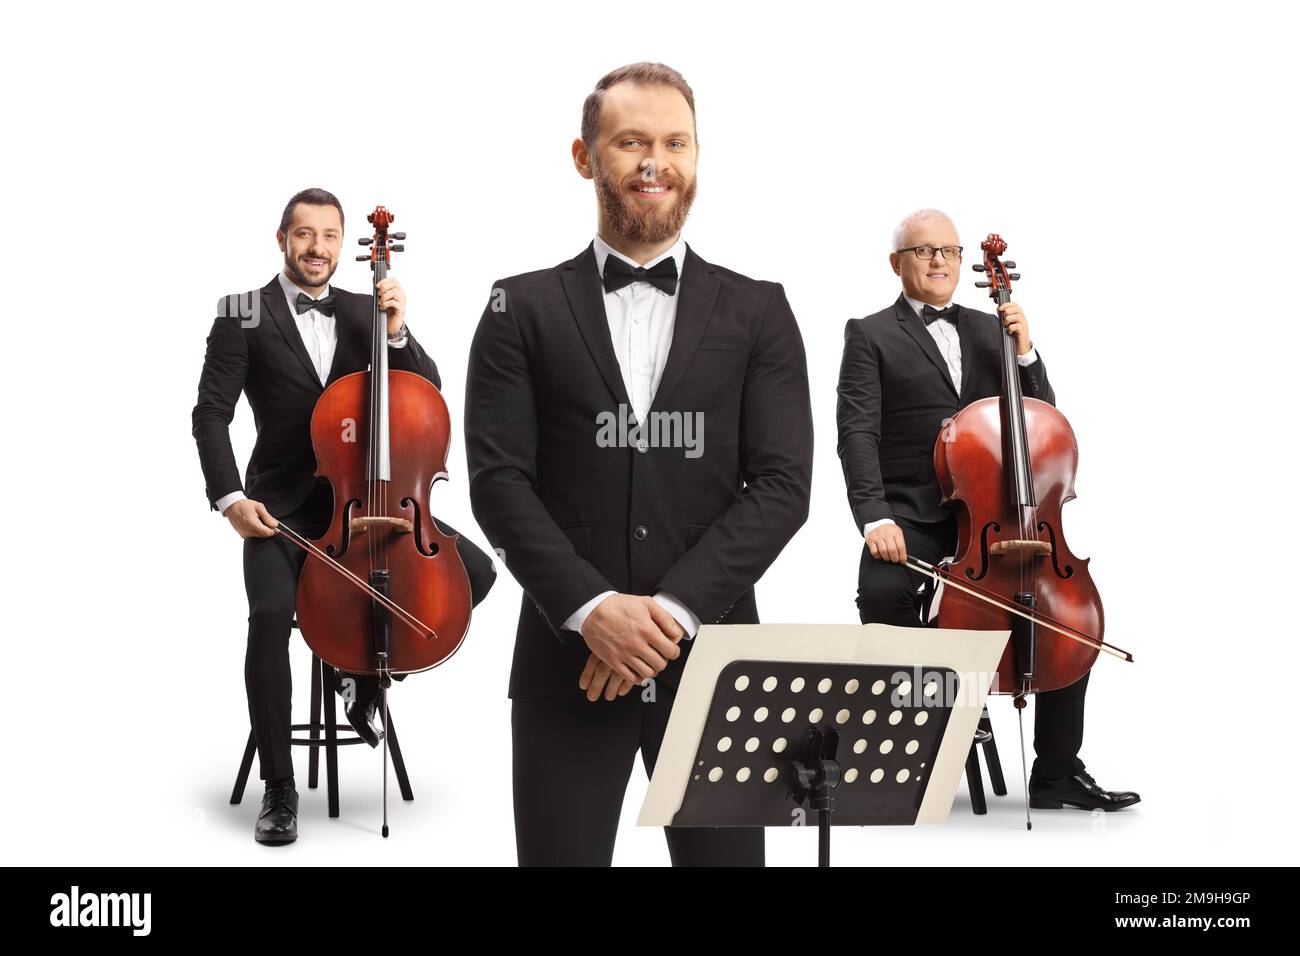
[283,250,338,290]
[593,159,697,245]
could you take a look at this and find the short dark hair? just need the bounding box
[581,62,696,149]
[278,187,344,234]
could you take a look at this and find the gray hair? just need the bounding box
[892,208,959,252]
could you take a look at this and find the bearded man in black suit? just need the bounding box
[465,63,814,866]
[193,188,496,845]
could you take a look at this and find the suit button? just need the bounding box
[633,525,649,541]
[636,438,649,453]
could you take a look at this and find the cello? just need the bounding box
[905,234,1131,827]
[272,206,473,835]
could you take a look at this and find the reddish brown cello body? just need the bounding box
[932,235,1101,696]
[295,207,472,676]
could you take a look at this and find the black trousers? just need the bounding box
[512,688,765,866]
[243,484,497,781]
[855,515,1087,780]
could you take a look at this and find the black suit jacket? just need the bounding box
[465,244,814,698]
[192,275,439,517]
[836,293,1054,528]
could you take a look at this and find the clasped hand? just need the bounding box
[577,594,684,702]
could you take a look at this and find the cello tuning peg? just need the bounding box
[358,237,373,246]
[356,254,369,261]
[391,232,406,240]
[972,264,986,272]
[1003,260,1016,269]
[975,281,991,289]
[390,244,404,252]
[1008,273,1021,281]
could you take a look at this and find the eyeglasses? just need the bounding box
[896,245,964,261]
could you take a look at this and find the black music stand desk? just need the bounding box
[638,623,1009,865]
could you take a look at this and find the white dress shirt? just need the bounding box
[862,296,1039,538]
[282,270,339,386]
[592,234,686,424]
[215,271,408,516]
[560,234,702,641]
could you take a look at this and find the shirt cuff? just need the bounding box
[215,490,246,515]
[1015,346,1038,366]
[563,590,617,635]
[863,517,897,537]
[654,590,701,639]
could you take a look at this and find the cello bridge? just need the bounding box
[989,539,1052,557]
[348,516,414,536]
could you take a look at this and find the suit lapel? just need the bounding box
[894,294,958,399]
[955,304,983,404]
[650,245,718,414]
[263,275,324,388]
[559,244,634,412]
[328,289,369,385]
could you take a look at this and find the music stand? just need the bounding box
[639,623,1009,866]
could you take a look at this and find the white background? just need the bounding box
[2,0,1295,866]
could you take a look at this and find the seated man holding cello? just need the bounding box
[835,208,1138,813]
[192,188,496,845]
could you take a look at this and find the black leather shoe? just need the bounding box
[1029,770,1140,811]
[345,693,384,749]
[255,781,299,845]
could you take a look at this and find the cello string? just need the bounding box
[380,250,389,578]
[906,557,1130,661]
[369,249,378,583]
[368,257,379,585]
[371,249,383,678]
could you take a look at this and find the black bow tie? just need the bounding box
[921,304,957,325]
[602,255,679,295]
[295,292,336,316]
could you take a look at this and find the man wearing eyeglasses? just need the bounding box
[835,208,1139,813]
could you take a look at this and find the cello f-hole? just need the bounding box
[1037,520,1074,579]
[401,496,441,558]
[326,498,360,558]
[967,521,999,581]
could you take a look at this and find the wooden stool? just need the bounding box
[230,638,414,817]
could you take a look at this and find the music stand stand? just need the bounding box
[639,623,1009,866]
